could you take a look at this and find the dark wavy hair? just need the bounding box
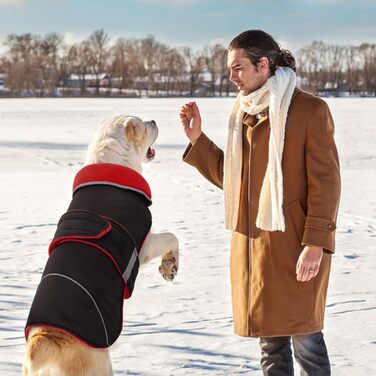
[229,30,296,74]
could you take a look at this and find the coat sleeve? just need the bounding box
[302,99,341,253]
[182,132,224,189]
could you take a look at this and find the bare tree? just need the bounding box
[203,45,215,96]
[343,45,357,94]
[297,41,326,93]
[65,41,93,95]
[181,47,204,97]
[157,47,186,95]
[139,35,166,94]
[214,44,229,96]
[203,44,228,96]
[110,38,133,94]
[3,33,38,95]
[34,33,62,96]
[325,44,345,90]
[87,29,110,95]
[358,43,376,95]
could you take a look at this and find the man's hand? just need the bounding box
[296,245,323,282]
[179,101,202,145]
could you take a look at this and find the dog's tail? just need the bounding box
[24,328,70,375]
[24,328,112,376]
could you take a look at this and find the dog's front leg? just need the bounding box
[140,232,179,281]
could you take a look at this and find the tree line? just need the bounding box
[0,29,375,97]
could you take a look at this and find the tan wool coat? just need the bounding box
[183,88,341,337]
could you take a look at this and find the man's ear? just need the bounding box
[258,56,269,72]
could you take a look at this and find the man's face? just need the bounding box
[227,48,270,96]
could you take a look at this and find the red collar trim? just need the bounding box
[73,164,152,204]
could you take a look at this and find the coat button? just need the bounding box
[328,223,334,230]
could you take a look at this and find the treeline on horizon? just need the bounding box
[0,29,375,97]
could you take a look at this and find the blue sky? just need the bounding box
[0,0,375,54]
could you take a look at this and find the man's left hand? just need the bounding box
[296,245,323,282]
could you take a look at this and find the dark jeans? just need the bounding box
[259,332,331,376]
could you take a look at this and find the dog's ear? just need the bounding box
[125,119,136,142]
[125,118,145,145]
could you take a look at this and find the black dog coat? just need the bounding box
[25,163,152,348]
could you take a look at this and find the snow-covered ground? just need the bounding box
[0,97,375,375]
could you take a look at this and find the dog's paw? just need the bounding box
[159,253,178,282]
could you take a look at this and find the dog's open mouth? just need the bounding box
[147,147,156,161]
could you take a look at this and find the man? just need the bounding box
[179,30,341,375]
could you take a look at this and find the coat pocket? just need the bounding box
[287,199,306,245]
[48,210,112,254]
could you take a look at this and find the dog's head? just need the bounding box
[123,116,158,163]
[85,115,158,172]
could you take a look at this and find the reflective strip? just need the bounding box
[42,273,109,347]
[123,247,138,282]
[73,181,152,204]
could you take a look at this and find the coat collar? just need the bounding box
[231,87,302,131]
[246,87,302,128]
[73,163,152,205]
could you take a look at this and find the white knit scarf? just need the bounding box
[224,67,296,232]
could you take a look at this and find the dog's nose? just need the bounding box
[151,120,156,126]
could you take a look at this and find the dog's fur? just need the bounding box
[23,115,179,376]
